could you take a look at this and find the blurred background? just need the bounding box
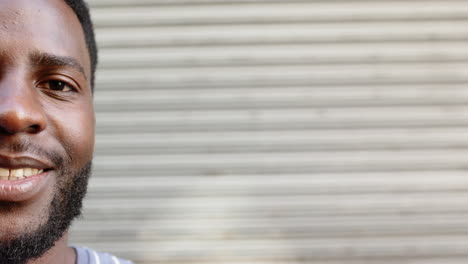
[69,1,468,263]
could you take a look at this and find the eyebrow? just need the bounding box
[29,51,87,80]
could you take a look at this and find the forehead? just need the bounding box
[0,0,90,78]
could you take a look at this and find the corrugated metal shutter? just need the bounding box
[69,1,468,263]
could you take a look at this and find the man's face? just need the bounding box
[0,0,94,262]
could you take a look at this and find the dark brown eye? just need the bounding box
[48,80,72,91]
[40,80,74,92]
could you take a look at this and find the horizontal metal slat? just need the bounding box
[94,128,468,155]
[95,21,468,48]
[69,215,468,242]
[95,106,468,134]
[94,64,468,92]
[91,149,468,175]
[94,85,468,112]
[98,43,468,69]
[91,2,468,27]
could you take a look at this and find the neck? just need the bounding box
[27,232,75,264]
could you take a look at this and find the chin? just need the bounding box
[0,162,92,264]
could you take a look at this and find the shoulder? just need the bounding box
[72,246,134,264]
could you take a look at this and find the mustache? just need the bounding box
[0,139,68,168]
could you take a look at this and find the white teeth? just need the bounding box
[0,168,44,181]
[24,168,32,177]
[0,168,8,177]
[11,169,23,178]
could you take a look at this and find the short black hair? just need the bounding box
[63,0,98,90]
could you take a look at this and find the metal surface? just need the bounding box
[70,1,468,263]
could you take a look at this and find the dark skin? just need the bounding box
[0,0,94,263]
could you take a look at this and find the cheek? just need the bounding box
[47,103,95,166]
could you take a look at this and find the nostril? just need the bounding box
[27,124,42,133]
[0,105,47,135]
[0,126,13,135]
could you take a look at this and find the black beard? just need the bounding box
[0,162,92,264]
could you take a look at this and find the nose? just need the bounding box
[0,75,47,135]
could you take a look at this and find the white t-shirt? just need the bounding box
[73,246,134,264]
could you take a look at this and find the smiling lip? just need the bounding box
[0,155,54,202]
